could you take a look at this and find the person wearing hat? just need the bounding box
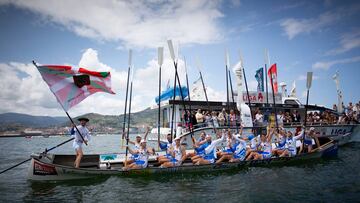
[123,139,154,170]
[70,117,91,168]
[124,127,150,166]
[160,136,187,168]
[301,127,320,153]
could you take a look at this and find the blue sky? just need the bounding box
[0,0,359,116]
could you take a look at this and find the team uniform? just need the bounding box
[258,141,272,159]
[169,145,184,166]
[203,135,225,163]
[232,139,247,161]
[134,148,149,168]
[159,141,175,159]
[275,134,286,150]
[130,142,141,161]
[71,125,91,150]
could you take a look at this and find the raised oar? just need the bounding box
[121,50,132,149]
[124,67,134,167]
[157,47,163,149]
[225,49,230,119]
[240,54,254,128]
[195,58,216,133]
[0,137,74,175]
[302,72,313,153]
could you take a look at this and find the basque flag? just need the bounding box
[255,67,264,92]
[267,63,278,94]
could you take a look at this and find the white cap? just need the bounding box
[206,134,211,138]
[309,127,315,131]
[140,139,147,144]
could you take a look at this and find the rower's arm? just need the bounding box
[143,127,150,140]
[127,147,136,155]
[128,140,135,145]
[180,146,187,162]
[205,134,225,154]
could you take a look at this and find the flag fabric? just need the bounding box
[36,65,115,111]
[190,77,204,100]
[255,67,264,92]
[155,86,188,103]
[267,63,278,94]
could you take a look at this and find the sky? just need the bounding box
[0,0,359,117]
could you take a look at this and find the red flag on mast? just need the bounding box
[267,63,278,94]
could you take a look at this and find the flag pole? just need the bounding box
[124,67,134,167]
[157,47,163,148]
[269,63,279,132]
[32,60,87,145]
[121,50,132,149]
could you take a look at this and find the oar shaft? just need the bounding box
[66,112,87,145]
[125,80,133,166]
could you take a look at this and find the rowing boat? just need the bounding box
[28,138,337,181]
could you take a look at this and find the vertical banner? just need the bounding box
[255,67,264,92]
[267,63,278,94]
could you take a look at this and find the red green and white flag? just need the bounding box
[36,65,115,111]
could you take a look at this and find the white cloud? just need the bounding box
[312,56,360,70]
[280,5,360,39]
[326,29,360,55]
[4,0,224,48]
[0,48,226,116]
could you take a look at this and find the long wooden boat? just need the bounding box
[28,138,338,181]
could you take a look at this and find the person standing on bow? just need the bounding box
[70,117,91,168]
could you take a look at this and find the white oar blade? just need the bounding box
[167,40,176,61]
[225,49,230,67]
[128,49,132,67]
[306,72,313,89]
[158,47,164,66]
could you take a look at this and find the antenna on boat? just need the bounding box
[157,47,163,147]
[302,72,313,152]
[124,66,134,166]
[167,40,189,140]
[121,49,132,149]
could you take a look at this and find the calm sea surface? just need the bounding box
[0,134,359,203]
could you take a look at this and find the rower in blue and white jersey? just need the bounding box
[124,127,150,165]
[229,138,247,162]
[280,130,303,157]
[160,136,187,168]
[195,132,225,165]
[157,134,175,164]
[246,127,275,160]
[122,139,154,170]
[272,129,287,156]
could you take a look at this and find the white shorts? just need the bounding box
[73,141,83,150]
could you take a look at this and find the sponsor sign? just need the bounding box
[33,160,58,176]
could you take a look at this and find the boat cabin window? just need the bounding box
[284,99,299,105]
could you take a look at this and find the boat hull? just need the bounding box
[28,141,337,181]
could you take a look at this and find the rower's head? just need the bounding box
[260,132,267,142]
[140,139,147,148]
[136,135,142,143]
[200,131,206,140]
[286,130,293,137]
[166,134,172,142]
[309,127,315,135]
[78,117,89,126]
[174,137,181,146]
[206,134,212,142]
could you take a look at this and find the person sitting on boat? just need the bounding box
[279,130,303,157]
[216,129,247,164]
[194,132,225,165]
[123,139,154,170]
[157,133,175,164]
[245,131,260,159]
[187,131,206,159]
[191,132,212,164]
[70,117,91,168]
[124,127,150,165]
[246,128,274,160]
[217,128,240,158]
[300,127,320,153]
[160,136,187,168]
[272,128,287,156]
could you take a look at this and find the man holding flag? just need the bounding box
[34,62,115,168]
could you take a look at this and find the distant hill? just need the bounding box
[0,108,159,131]
[0,112,67,128]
